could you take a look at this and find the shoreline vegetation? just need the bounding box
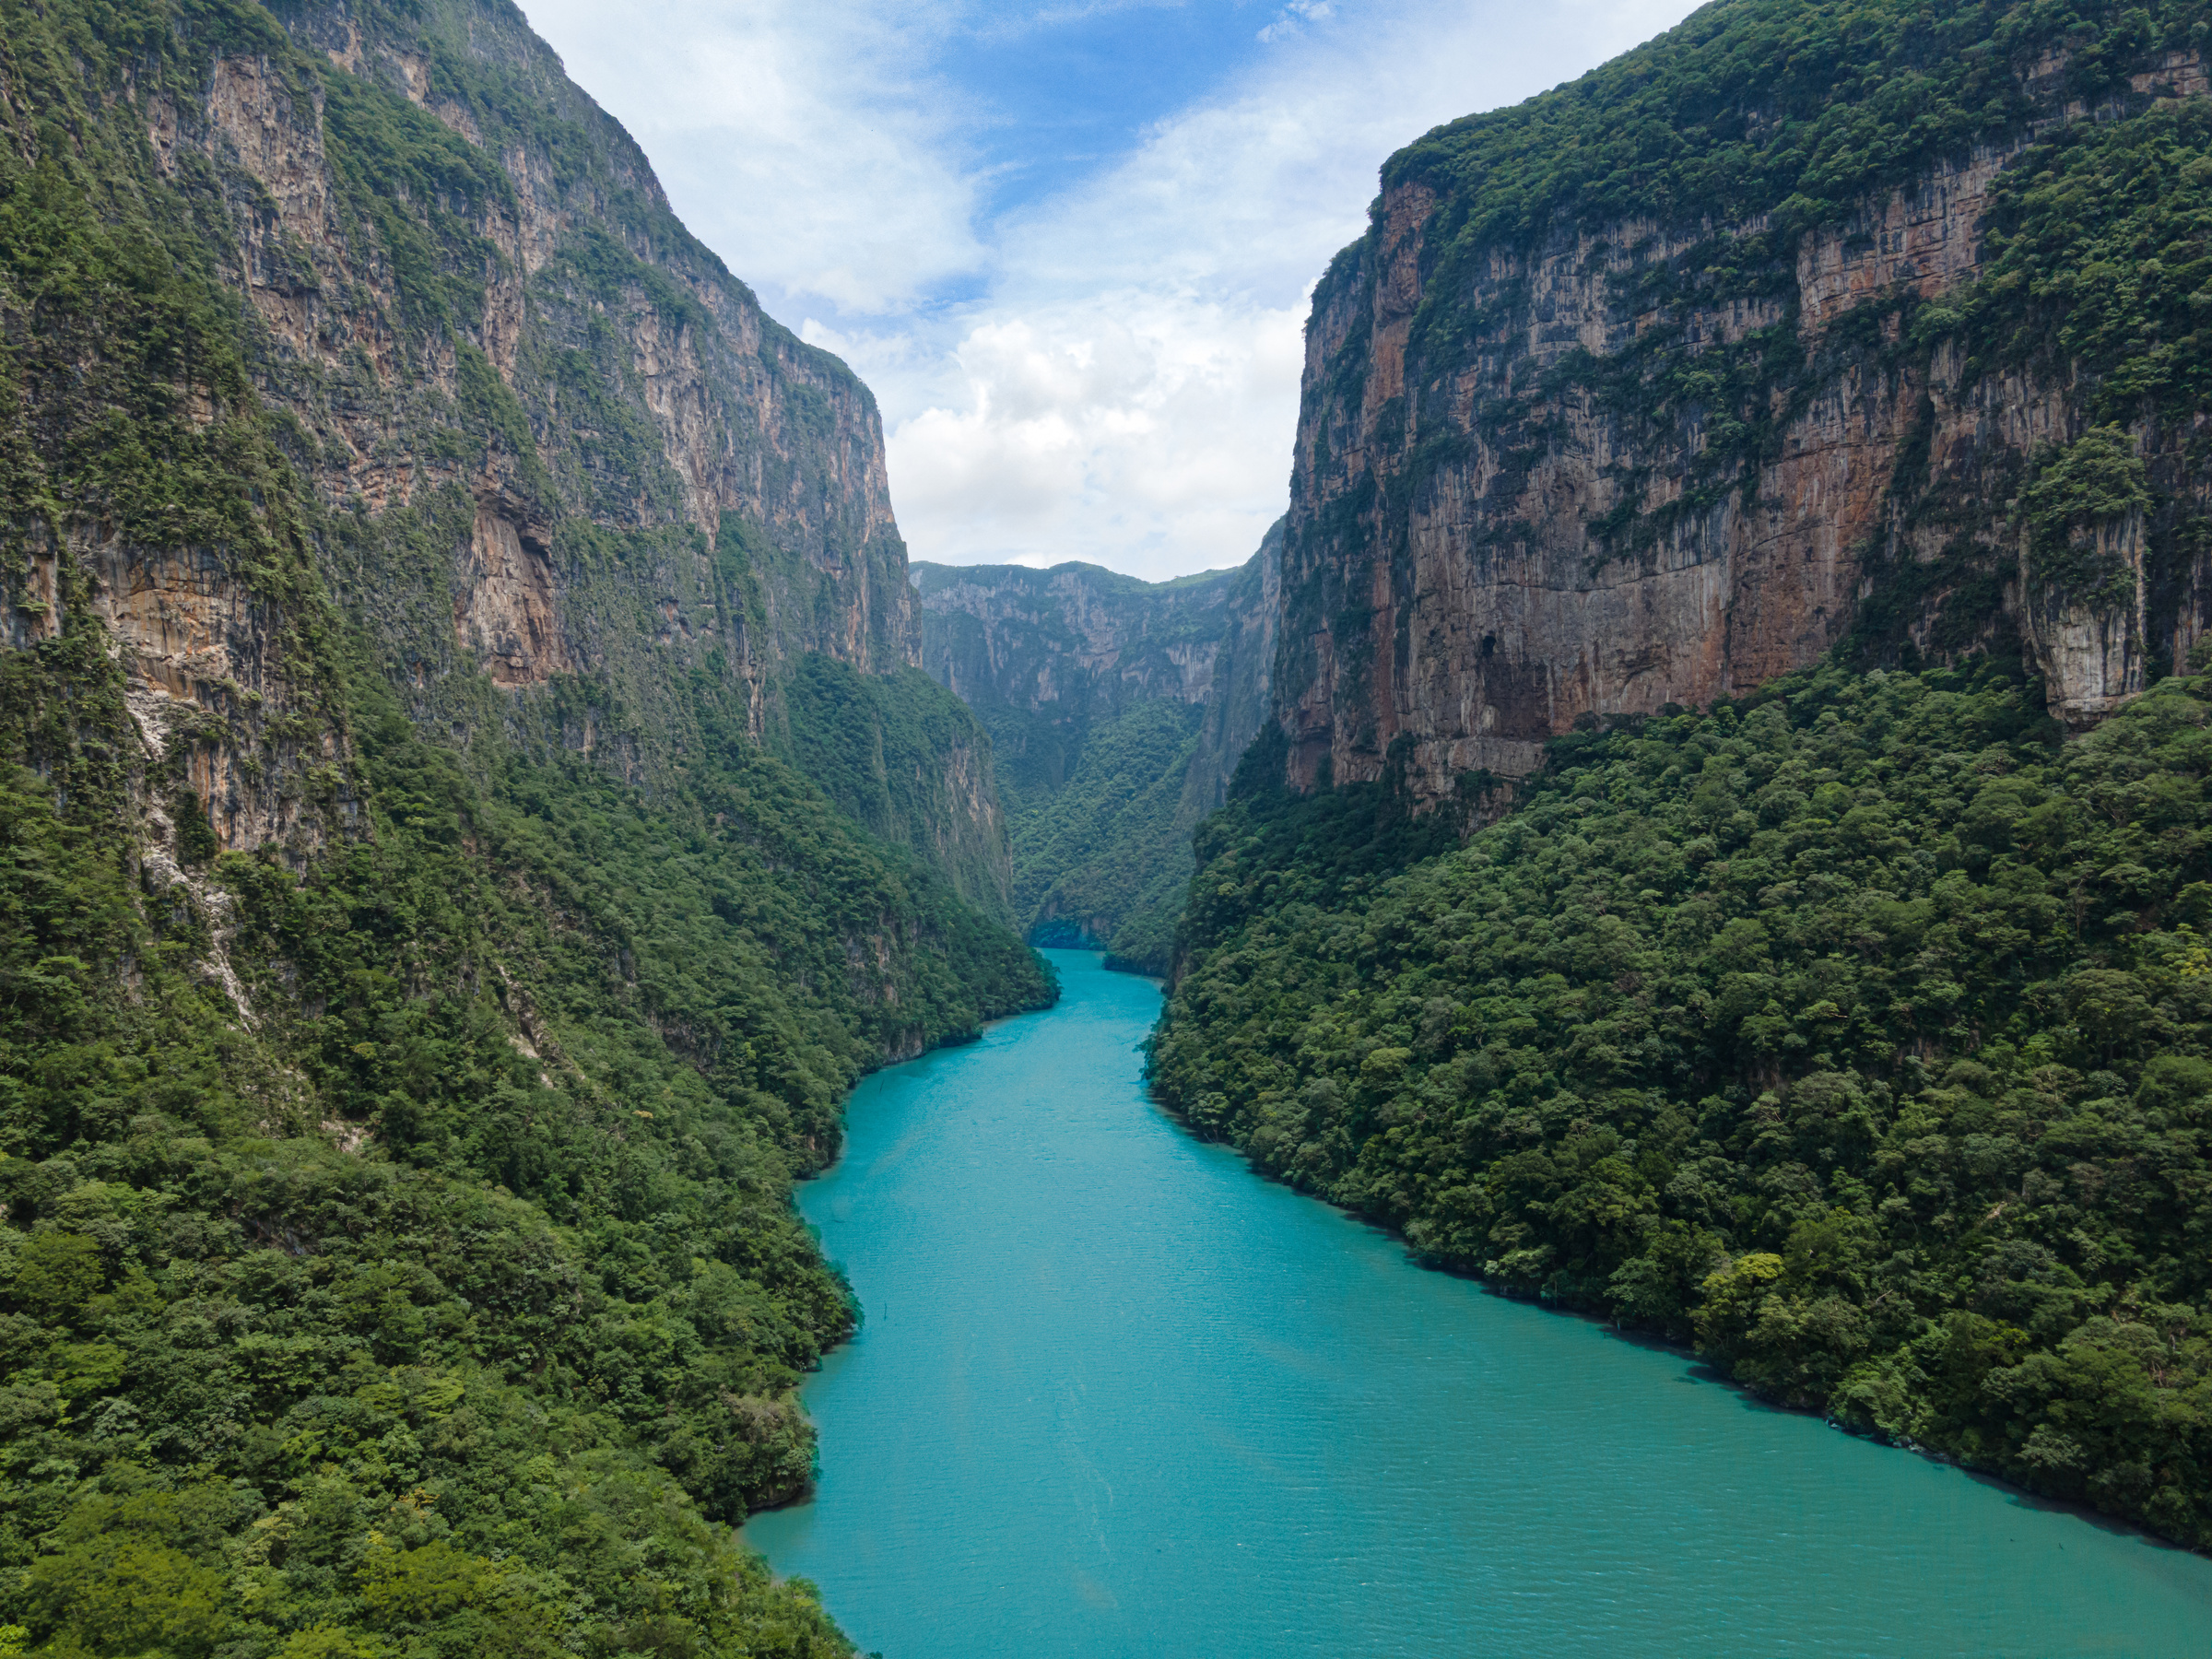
[0,624,1053,1656]
[0,0,1051,1647]
[1152,653,2212,1553]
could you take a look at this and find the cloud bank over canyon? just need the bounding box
[519,0,1700,579]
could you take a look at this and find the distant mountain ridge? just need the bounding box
[912,523,1279,970]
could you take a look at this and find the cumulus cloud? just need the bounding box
[870,0,1704,579]
[520,0,1701,579]
[517,0,985,313]
[841,295,1305,576]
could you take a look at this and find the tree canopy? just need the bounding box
[1155,655,2212,1547]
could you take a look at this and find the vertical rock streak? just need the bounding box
[1279,41,2212,803]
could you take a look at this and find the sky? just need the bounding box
[516,0,1703,581]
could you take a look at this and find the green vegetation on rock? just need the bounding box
[912,534,1278,973]
[0,0,1049,1650]
[1011,697,1207,970]
[777,653,1019,919]
[1388,0,2206,270]
[1154,655,2212,1547]
[0,612,1049,1653]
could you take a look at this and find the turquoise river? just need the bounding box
[746,951,2212,1655]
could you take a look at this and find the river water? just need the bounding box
[746,950,2212,1656]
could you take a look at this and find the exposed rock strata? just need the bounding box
[1278,45,2212,802]
[3,0,1004,883]
[455,496,569,688]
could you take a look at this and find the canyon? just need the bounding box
[5,0,1007,902]
[9,0,2212,1650]
[912,524,1277,969]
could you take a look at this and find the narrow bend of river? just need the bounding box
[746,951,2212,1656]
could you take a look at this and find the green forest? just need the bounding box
[1153,654,2212,1547]
[13,0,2212,1640]
[0,0,1051,1648]
[1007,698,1208,972]
[0,618,1053,1656]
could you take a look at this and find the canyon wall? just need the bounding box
[1277,12,2212,802]
[0,0,1015,892]
[913,524,1279,967]
[0,0,1052,1622]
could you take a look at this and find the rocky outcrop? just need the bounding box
[912,525,1279,965]
[455,495,569,688]
[0,0,1006,884]
[1277,18,2212,803]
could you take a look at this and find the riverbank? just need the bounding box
[750,951,2212,1656]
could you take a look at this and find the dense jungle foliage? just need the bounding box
[1387,0,2207,256]
[777,654,1017,921]
[1008,698,1207,973]
[913,550,1277,975]
[0,620,1048,1656]
[1154,656,2212,1548]
[0,0,1048,1651]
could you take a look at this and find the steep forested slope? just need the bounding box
[0,0,1047,1650]
[1157,656,2212,1548]
[1151,0,2212,1557]
[913,530,1277,971]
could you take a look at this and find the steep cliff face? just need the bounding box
[1280,0,2212,802]
[913,524,1279,968]
[1,0,1001,876]
[198,3,916,693]
[0,0,1044,1643]
[778,653,1017,918]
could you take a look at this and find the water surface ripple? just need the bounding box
[747,952,2212,1656]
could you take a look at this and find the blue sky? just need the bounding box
[517,0,1701,579]
[934,2,1325,221]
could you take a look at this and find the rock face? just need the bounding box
[913,524,1279,966]
[0,0,1006,901]
[1180,524,1283,828]
[1277,12,2212,803]
[916,529,1280,806]
[454,497,570,688]
[186,14,915,688]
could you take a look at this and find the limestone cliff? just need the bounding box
[1277,0,2212,802]
[913,523,1279,968]
[0,0,1049,1635]
[0,0,1010,910]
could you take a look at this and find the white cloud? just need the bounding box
[520,0,1704,579]
[517,0,985,314]
[865,296,1306,578]
[1257,2,1335,46]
